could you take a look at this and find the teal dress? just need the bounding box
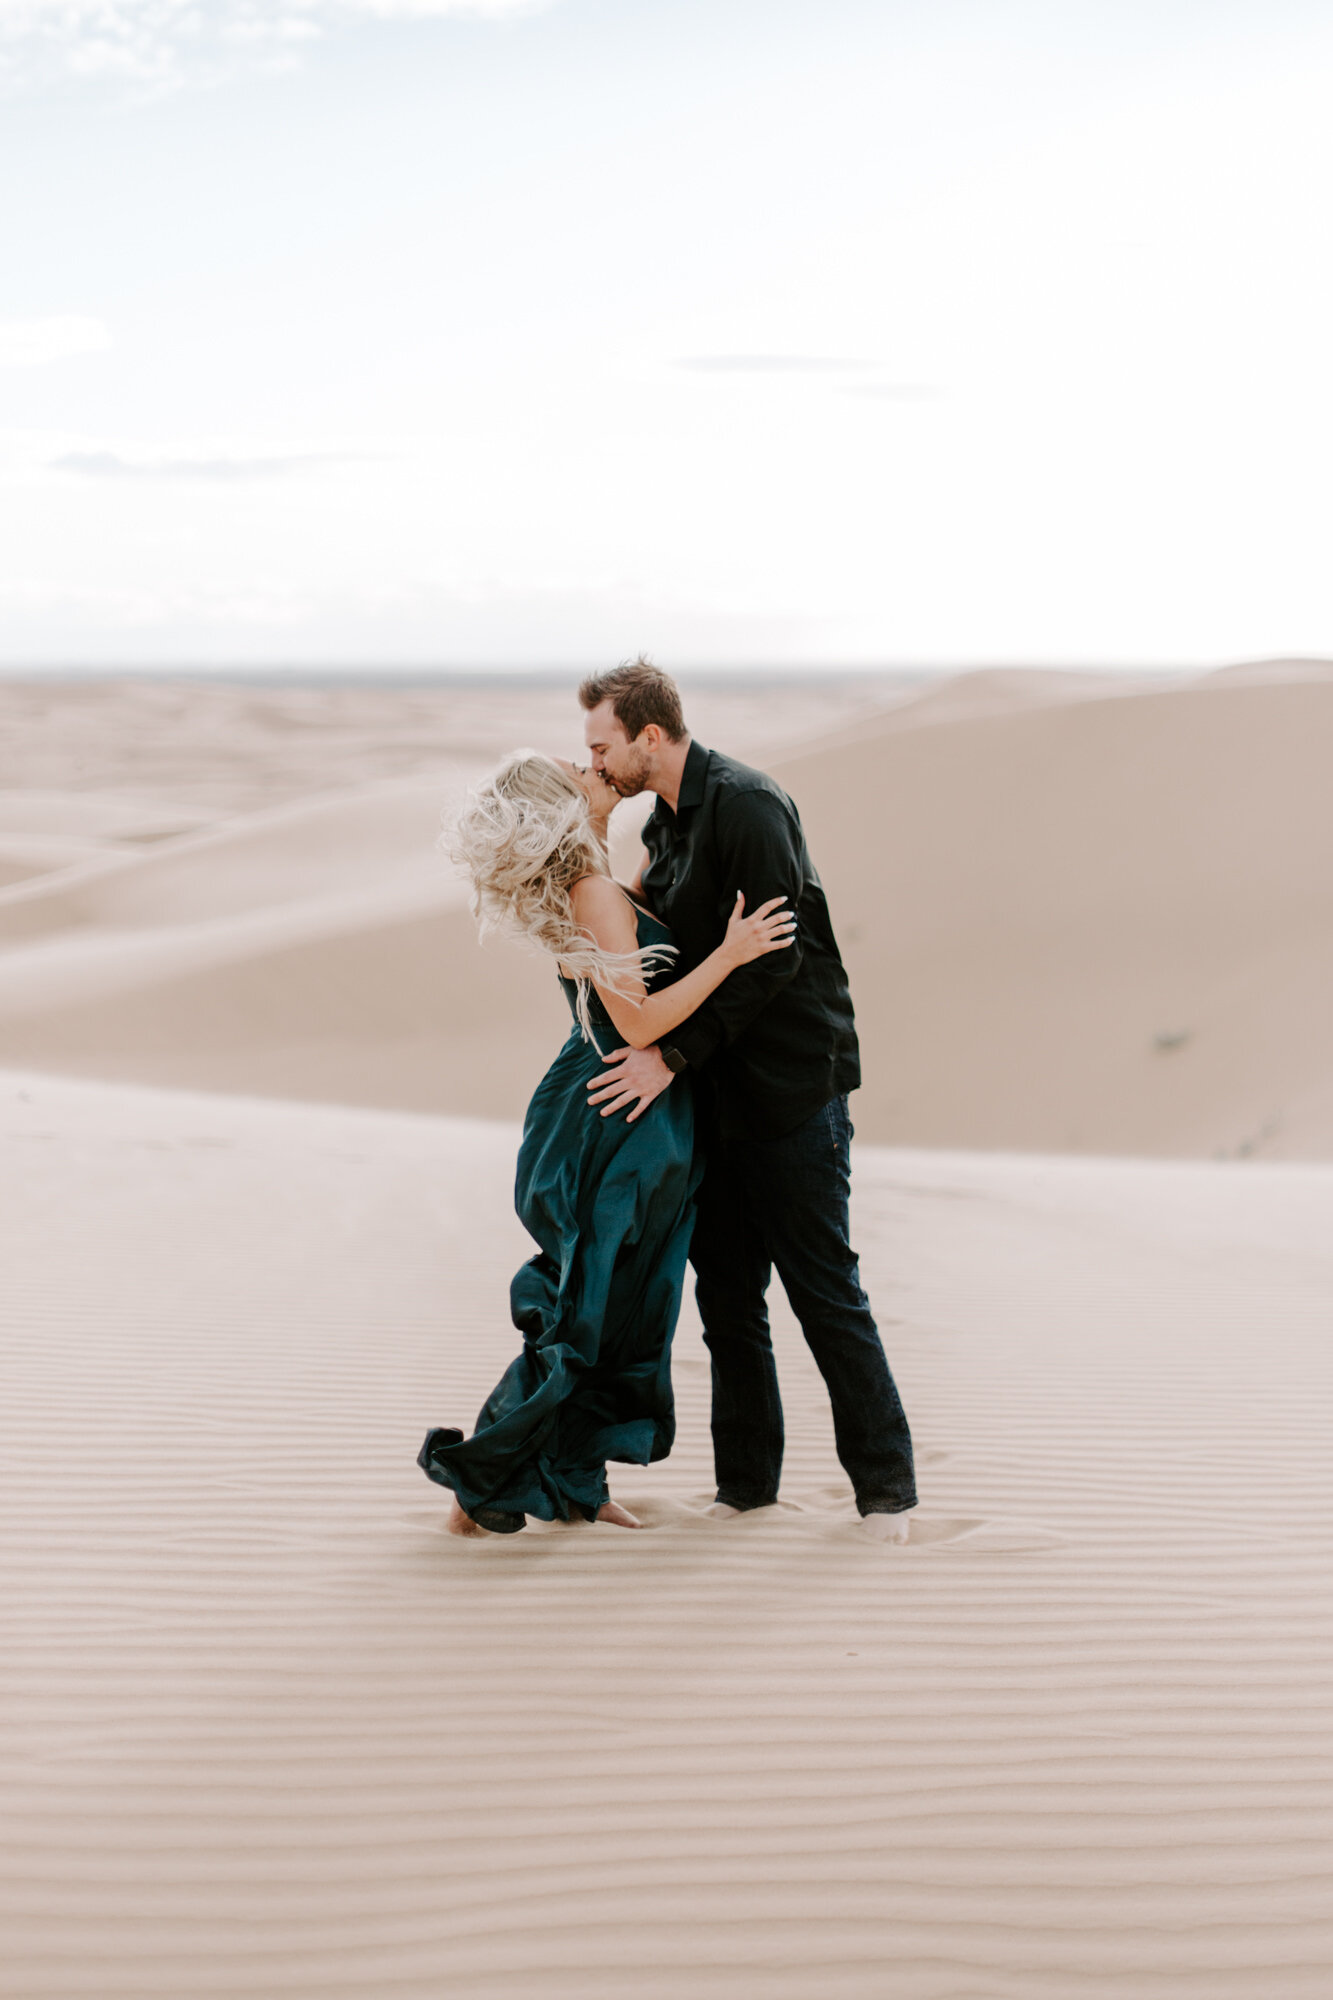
[418,903,699,1532]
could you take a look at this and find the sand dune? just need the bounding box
[0,664,1327,1153]
[0,787,209,844]
[4,1068,1331,1999]
[0,777,561,1117]
[0,775,452,941]
[850,661,1176,729]
[782,665,1333,1156]
[0,834,114,889]
[0,672,915,819]
[0,673,910,1121]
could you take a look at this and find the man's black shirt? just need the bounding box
[640,739,861,1139]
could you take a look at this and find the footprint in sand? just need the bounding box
[808,1487,1063,1550]
[909,1515,1067,1552]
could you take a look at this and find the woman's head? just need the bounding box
[445,749,667,1041]
[448,749,606,925]
[552,755,621,821]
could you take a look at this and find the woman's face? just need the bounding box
[555,756,620,817]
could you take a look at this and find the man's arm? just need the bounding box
[663,790,805,1071]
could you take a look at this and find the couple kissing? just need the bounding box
[419,658,916,1543]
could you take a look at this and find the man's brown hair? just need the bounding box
[578,656,687,743]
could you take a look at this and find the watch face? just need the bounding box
[662,1046,688,1074]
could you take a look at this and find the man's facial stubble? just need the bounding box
[604,742,652,798]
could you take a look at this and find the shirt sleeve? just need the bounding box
[664,789,806,1069]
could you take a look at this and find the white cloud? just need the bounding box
[50,447,363,479]
[0,0,548,90]
[677,356,876,375]
[839,383,943,402]
[0,430,381,482]
[0,316,110,367]
[351,0,542,15]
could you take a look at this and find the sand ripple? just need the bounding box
[3,1074,1332,1997]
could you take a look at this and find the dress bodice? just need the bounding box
[558,897,677,1040]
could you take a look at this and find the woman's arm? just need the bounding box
[567,874,794,1050]
[643,788,807,1072]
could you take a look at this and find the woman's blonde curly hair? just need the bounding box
[444,750,674,1044]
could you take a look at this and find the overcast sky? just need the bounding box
[2,0,1331,670]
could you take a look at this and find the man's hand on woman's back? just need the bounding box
[587,1045,674,1122]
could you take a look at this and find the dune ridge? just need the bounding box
[780,665,1333,1157]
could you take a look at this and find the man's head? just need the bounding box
[578,657,688,798]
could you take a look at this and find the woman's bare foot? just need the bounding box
[862,1510,911,1544]
[447,1496,489,1537]
[596,1500,642,1528]
[705,1501,742,1518]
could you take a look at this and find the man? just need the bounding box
[579,659,916,1541]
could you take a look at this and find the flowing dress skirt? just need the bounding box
[419,960,699,1531]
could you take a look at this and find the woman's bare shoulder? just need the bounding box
[569,872,636,939]
[569,871,622,910]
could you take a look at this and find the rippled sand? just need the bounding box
[4,1071,1332,1998]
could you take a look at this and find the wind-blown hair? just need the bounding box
[444,750,675,1045]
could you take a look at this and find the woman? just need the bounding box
[418,750,794,1536]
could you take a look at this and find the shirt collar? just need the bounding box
[647,738,709,836]
[675,738,709,812]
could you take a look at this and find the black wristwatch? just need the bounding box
[660,1044,690,1075]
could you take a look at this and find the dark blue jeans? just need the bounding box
[690,1094,916,1516]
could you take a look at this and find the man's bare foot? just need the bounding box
[862,1511,911,1544]
[447,1496,488,1537]
[705,1501,742,1518]
[595,1499,642,1528]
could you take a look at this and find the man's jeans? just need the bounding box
[689,1094,917,1516]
